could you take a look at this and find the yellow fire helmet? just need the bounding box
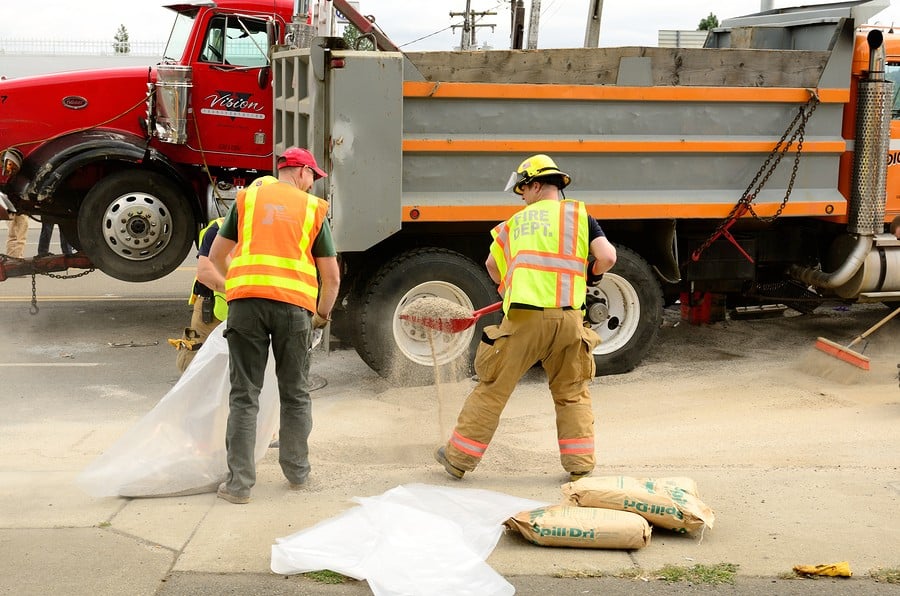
[504,154,571,195]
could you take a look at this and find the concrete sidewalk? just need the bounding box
[2,301,899,595]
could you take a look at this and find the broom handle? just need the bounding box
[847,305,900,348]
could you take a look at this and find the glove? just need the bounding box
[312,312,330,329]
[586,257,604,286]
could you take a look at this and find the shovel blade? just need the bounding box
[398,314,476,333]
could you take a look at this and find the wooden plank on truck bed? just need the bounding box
[404,48,830,88]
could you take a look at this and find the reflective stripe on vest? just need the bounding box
[490,199,589,312]
[225,176,327,311]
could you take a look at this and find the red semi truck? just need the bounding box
[1,0,899,384]
[1,0,295,282]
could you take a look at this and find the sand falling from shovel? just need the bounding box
[400,297,475,439]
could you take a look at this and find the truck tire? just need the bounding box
[77,170,194,282]
[354,248,499,386]
[585,246,663,375]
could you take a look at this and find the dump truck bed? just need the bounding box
[397,44,847,225]
[273,2,880,253]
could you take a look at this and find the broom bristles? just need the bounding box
[813,336,870,371]
[796,347,867,384]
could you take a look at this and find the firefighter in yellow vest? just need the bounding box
[172,217,229,374]
[435,154,617,481]
[208,147,340,504]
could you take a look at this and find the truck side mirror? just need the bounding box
[258,66,270,89]
[267,19,276,50]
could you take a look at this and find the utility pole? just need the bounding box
[526,0,541,49]
[450,1,497,50]
[510,0,525,49]
[583,0,603,48]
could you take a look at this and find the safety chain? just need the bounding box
[689,93,820,263]
[29,267,95,315]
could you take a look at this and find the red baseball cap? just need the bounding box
[277,147,328,179]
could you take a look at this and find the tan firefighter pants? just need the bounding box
[175,297,224,374]
[5,215,28,258]
[445,306,601,475]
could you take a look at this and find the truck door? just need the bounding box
[886,61,900,224]
[190,13,272,163]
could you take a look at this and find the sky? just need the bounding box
[1,1,900,51]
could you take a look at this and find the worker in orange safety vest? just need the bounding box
[435,154,617,482]
[208,147,340,504]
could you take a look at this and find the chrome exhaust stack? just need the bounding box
[790,29,900,298]
[849,29,890,237]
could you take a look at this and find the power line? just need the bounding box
[541,0,561,18]
[397,22,458,48]
[397,2,505,50]
[451,0,497,50]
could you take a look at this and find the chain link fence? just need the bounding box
[0,39,165,56]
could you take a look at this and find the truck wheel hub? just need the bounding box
[392,282,475,367]
[585,276,639,353]
[103,193,172,260]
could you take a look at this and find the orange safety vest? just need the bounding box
[225,176,329,312]
[489,199,589,312]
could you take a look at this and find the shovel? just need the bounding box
[400,300,503,334]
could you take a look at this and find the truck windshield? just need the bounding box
[162,12,196,63]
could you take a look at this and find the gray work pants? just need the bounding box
[223,297,313,496]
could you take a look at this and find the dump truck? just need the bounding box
[1,0,899,384]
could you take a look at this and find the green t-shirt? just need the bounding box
[217,199,336,258]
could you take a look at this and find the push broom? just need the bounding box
[813,305,900,370]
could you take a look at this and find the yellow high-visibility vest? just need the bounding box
[490,199,589,313]
[188,217,228,321]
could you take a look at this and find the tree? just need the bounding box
[697,13,719,31]
[342,23,374,51]
[113,24,130,54]
[698,12,719,31]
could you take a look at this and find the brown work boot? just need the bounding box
[217,482,250,504]
[288,478,307,490]
[434,447,465,479]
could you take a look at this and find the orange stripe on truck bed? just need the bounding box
[402,202,849,222]
[403,82,849,103]
[402,139,846,154]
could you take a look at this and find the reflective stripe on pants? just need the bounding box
[445,307,596,474]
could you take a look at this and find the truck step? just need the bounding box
[730,304,789,320]
[858,291,900,302]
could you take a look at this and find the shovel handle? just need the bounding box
[472,301,503,318]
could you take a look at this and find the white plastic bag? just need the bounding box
[76,325,280,498]
[271,483,547,596]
